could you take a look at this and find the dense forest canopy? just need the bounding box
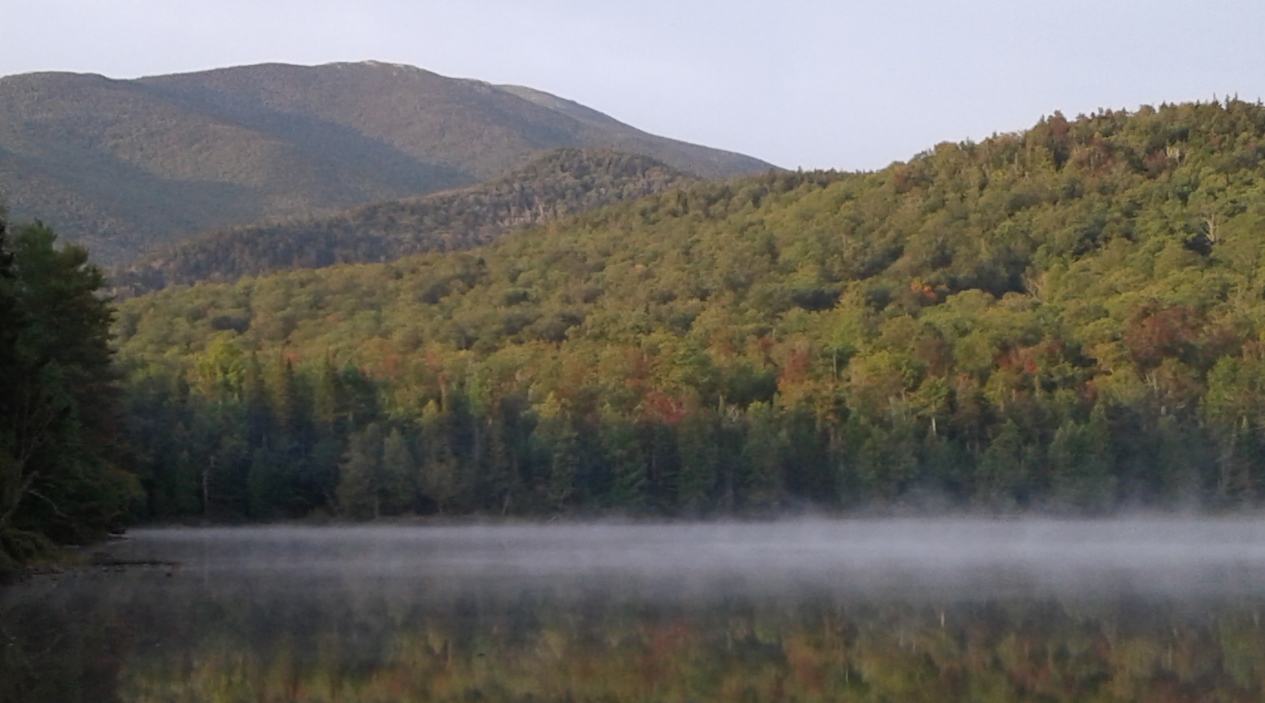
[107,99,1265,521]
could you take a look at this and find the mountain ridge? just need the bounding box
[107,147,696,295]
[0,61,774,263]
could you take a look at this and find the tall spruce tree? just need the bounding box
[1,219,137,565]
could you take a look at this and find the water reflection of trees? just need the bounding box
[6,572,1265,702]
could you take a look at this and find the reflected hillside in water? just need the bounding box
[6,520,1265,702]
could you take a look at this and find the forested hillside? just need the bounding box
[115,100,1265,519]
[0,61,772,263]
[109,149,695,295]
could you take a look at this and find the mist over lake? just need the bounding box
[7,519,1265,702]
[98,519,1265,599]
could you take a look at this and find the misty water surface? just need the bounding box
[6,519,1265,701]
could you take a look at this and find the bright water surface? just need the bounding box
[5,519,1265,701]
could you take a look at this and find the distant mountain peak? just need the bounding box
[0,61,775,264]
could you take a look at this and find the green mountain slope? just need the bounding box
[0,61,773,264]
[116,100,1265,518]
[108,148,695,295]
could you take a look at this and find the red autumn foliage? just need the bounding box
[1122,305,1203,370]
[639,389,686,425]
[778,347,812,393]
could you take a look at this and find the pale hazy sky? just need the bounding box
[6,0,1263,171]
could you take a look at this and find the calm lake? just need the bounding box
[6,519,1265,701]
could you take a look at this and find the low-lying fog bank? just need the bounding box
[103,518,1265,601]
